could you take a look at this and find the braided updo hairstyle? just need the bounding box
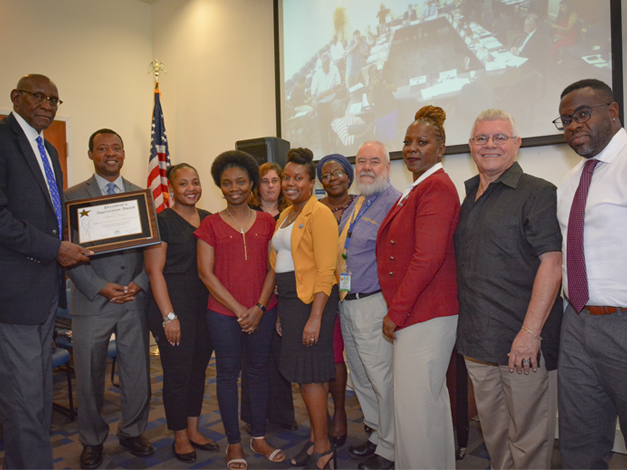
[286,147,316,181]
[414,105,446,145]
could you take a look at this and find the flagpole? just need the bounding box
[146,60,170,358]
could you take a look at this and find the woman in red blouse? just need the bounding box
[376,106,460,469]
[196,151,284,470]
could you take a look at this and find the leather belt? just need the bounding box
[585,305,624,315]
[344,290,381,301]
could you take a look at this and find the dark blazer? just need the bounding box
[65,176,150,316]
[515,28,550,73]
[376,169,460,330]
[0,113,64,324]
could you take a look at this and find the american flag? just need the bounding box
[147,86,171,213]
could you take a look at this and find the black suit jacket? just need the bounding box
[0,113,65,324]
[515,29,550,72]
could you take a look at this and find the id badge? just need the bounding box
[339,272,351,292]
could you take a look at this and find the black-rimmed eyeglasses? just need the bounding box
[18,90,63,108]
[552,103,611,131]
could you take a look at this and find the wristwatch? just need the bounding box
[162,312,177,326]
[256,303,267,314]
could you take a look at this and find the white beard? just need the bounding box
[356,172,389,196]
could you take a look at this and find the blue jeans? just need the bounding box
[207,307,277,444]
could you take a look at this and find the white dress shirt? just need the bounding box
[557,127,627,306]
[12,111,56,203]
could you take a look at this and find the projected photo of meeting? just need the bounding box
[277,0,616,157]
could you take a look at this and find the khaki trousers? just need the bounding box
[394,316,457,469]
[340,292,395,461]
[465,356,557,470]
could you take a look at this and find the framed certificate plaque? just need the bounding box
[65,189,161,254]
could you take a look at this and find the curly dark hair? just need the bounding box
[248,162,289,211]
[286,147,315,180]
[413,105,447,145]
[166,163,198,184]
[211,150,260,191]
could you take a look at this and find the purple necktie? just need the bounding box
[566,159,599,312]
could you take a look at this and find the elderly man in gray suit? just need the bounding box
[65,128,153,469]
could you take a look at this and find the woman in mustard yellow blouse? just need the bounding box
[270,148,339,470]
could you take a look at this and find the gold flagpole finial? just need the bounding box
[148,60,167,87]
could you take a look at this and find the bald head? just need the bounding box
[11,74,59,132]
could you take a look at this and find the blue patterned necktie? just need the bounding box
[36,136,62,240]
[106,182,117,195]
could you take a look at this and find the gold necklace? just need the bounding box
[283,204,304,227]
[226,207,252,260]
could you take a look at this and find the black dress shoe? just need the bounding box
[172,443,196,462]
[119,435,154,457]
[348,440,377,459]
[80,445,103,469]
[281,421,299,431]
[190,439,220,451]
[358,454,394,470]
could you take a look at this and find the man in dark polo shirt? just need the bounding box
[455,108,563,470]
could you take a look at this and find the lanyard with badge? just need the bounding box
[339,183,389,292]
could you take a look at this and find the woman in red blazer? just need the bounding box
[376,106,460,469]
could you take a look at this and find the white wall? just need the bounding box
[0,0,154,187]
[2,0,626,212]
[151,0,277,212]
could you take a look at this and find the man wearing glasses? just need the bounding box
[555,79,627,469]
[455,109,563,470]
[0,74,92,468]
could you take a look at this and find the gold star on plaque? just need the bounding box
[80,209,91,217]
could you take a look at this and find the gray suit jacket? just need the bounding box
[65,176,150,316]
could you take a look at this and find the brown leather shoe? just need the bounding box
[80,445,103,469]
[118,435,154,457]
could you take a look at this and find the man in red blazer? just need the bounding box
[337,141,400,470]
[455,109,563,470]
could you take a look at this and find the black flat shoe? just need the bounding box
[291,440,314,466]
[80,445,103,469]
[172,443,196,463]
[190,439,220,452]
[329,434,347,447]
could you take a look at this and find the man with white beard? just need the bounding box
[337,141,401,470]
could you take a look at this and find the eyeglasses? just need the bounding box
[470,134,516,145]
[552,103,611,131]
[18,90,63,108]
[321,169,346,181]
